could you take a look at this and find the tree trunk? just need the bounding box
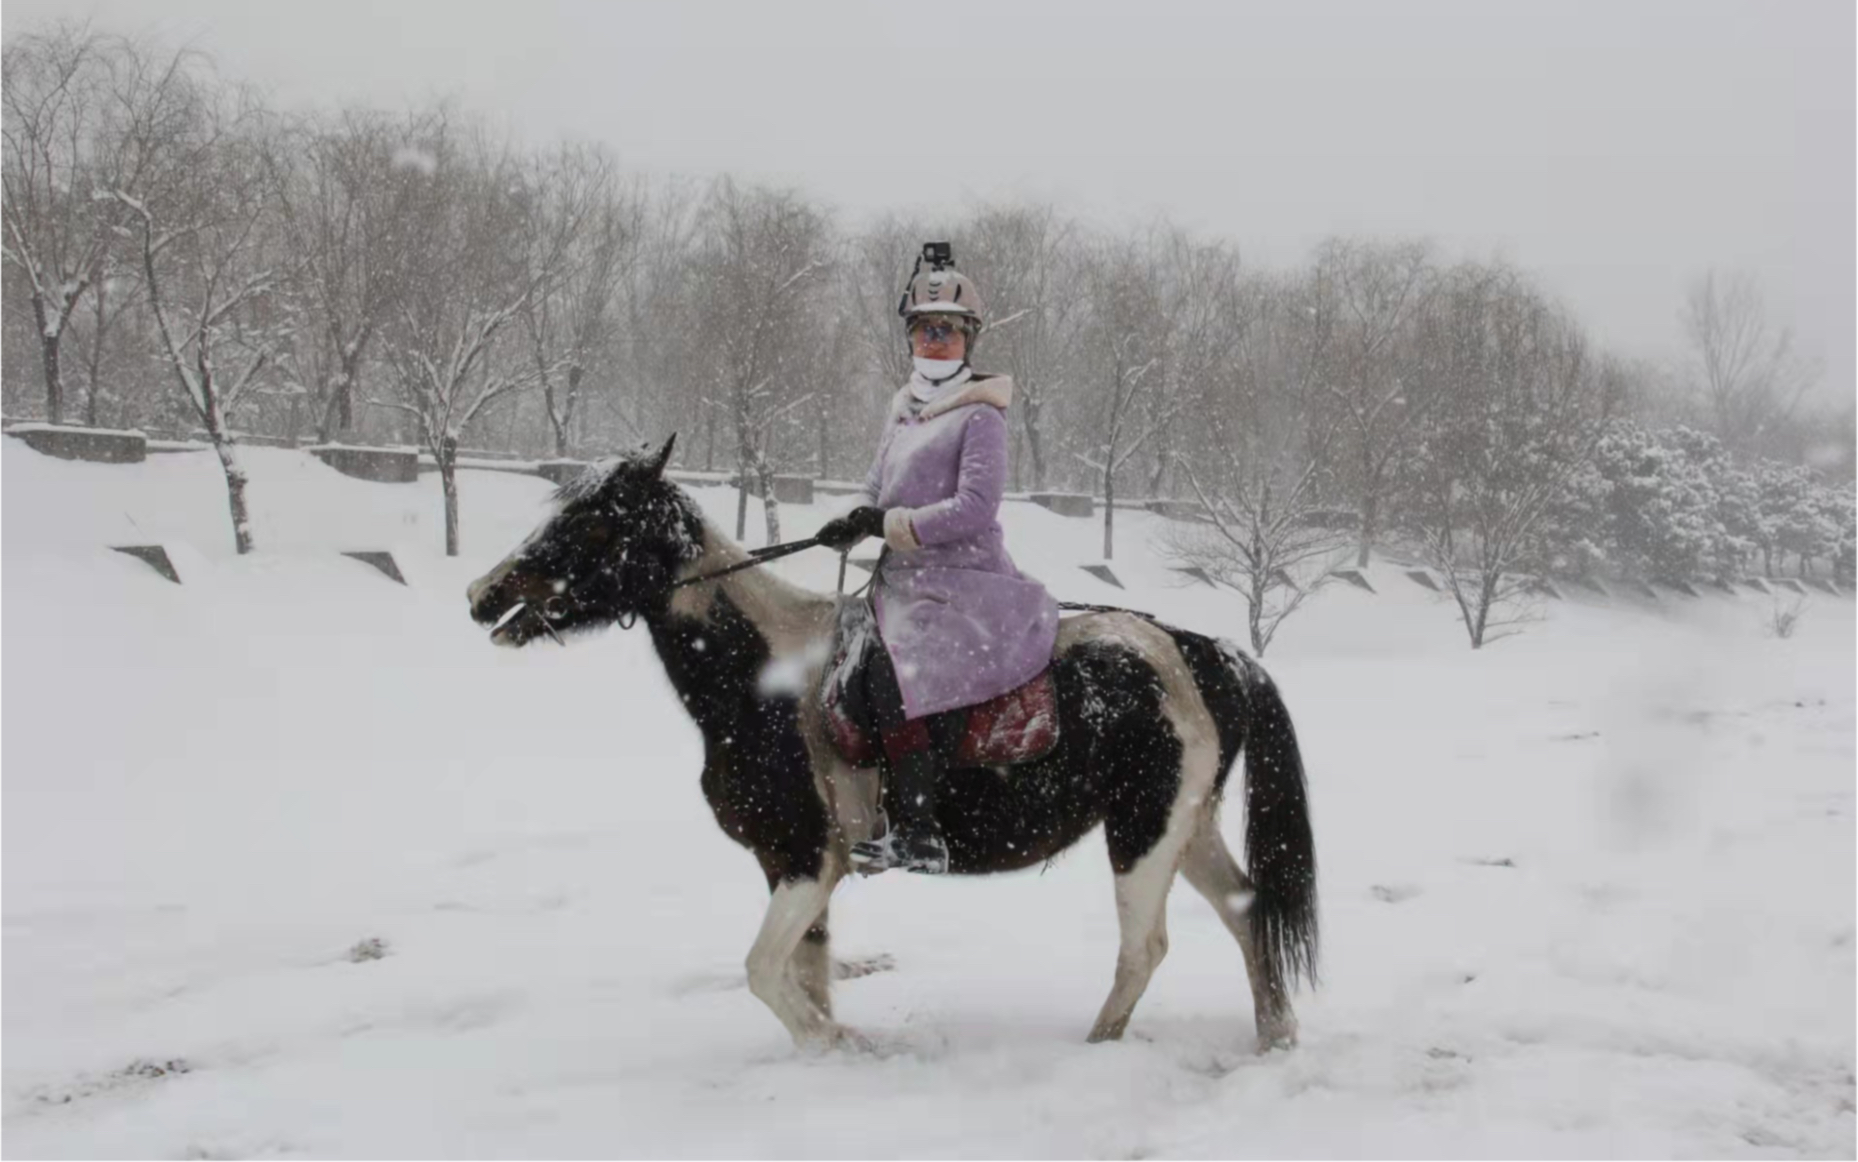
[440,435,460,557]
[317,348,363,443]
[200,395,253,555]
[544,382,567,457]
[213,438,254,555]
[1103,463,1115,560]
[1024,400,1047,491]
[817,396,830,481]
[1356,493,1378,569]
[757,456,782,544]
[84,282,108,427]
[1468,573,1495,649]
[31,295,65,424]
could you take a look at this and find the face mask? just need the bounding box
[912,357,966,382]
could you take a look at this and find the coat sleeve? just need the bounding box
[900,406,1008,547]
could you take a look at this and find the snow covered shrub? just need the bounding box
[1767,596,1806,639]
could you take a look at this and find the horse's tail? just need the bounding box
[1169,630,1320,995]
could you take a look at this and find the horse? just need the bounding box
[465,436,1319,1053]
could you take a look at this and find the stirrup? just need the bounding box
[850,831,948,876]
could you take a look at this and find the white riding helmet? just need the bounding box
[898,244,985,348]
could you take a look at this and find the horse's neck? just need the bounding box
[668,517,836,651]
[651,518,836,732]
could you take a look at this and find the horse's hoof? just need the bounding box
[1086,1022,1127,1044]
[825,1024,878,1053]
[1254,1023,1298,1054]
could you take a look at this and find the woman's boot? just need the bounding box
[850,722,950,875]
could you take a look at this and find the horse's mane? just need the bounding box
[551,456,631,507]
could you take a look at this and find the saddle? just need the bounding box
[820,600,1059,769]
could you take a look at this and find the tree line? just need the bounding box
[5,24,1852,643]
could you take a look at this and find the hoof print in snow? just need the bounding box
[1370,883,1421,904]
[1551,730,1601,742]
[832,954,897,980]
[347,937,390,963]
[1461,973,1478,984]
[1465,856,1516,868]
[34,1058,193,1107]
[1426,1046,1470,1062]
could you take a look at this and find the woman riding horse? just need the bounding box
[816,246,1059,875]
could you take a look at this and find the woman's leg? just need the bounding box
[852,644,950,874]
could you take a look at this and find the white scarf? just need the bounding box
[909,359,972,404]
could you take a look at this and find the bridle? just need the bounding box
[527,512,830,638]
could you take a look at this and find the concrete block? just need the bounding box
[535,459,591,487]
[9,423,147,464]
[1331,568,1377,594]
[1405,568,1441,592]
[1143,499,1205,521]
[770,475,814,505]
[111,544,180,583]
[1770,578,1807,595]
[1080,564,1123,589]
[1029,492,1094,518]
[308,444,418,483]
[1524,576,1564,600]
[343,551,406,585]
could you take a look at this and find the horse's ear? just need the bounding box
[646,433,676,478]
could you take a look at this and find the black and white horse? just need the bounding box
[466,438,1318,1052]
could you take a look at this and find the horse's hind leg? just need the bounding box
[1180,823,1298,1051]
[1087,843,1184,1043]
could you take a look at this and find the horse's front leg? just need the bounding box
[745,864,845,1047]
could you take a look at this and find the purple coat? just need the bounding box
[860,374,1060,720]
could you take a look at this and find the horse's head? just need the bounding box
[467,434,702,646]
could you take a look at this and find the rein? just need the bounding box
[668,536,825,590]
[537,523,1151,640]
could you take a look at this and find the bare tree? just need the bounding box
[517,143,637,458]
[964,204,1082,491]
[1164,271,1348,654]
[1682,269,1819,457]
[1075,239,1173,559]
[373,129,568,556]
[841,213,927,389]
[109,68,290,555]
[1405,265,1616,647]
[1308,238,1437,566]
[267,105,443,443]
[2,27,160,423]
[691,178,831,544]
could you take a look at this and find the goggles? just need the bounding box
[909,317,968,343]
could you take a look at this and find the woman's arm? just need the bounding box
[885,407,1008,550]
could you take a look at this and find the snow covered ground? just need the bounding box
[4,443,1852,1159]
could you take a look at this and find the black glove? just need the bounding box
[817,505,886,551]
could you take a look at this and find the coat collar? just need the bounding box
[917,374,1013,420]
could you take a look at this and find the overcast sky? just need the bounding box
[10,0,1853,402]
